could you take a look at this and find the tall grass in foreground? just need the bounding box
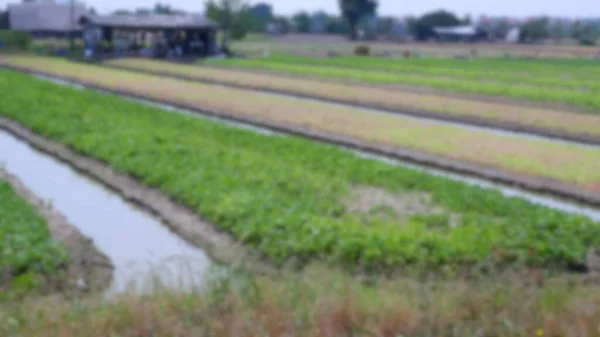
[3,265,600,337]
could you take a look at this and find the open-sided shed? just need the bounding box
[78,13,219,58]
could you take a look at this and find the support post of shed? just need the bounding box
[69,0,75,53]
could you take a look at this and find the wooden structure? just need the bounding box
[78,13,219,58]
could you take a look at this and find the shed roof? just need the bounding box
[433,25,479,36]
[78,13,218,29]
[7,2,86,32]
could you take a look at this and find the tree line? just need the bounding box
[0,0,598,46]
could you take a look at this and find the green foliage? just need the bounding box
[338,0,377,39]
[208,54,600,111]
[0,30,33,50]
[410,10,461,41]
[205,0,253,45]
[2,69,600,271]
[0,180,68,283]
[519,18,550,43]
[291,11,311,33]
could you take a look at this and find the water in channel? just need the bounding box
[0,131,212,294]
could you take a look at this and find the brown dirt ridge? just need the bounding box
[104,61,600,146]
[4,64,600,207]
[0,166,113,293]
[0,117,276,277]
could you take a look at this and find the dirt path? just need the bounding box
[0,167,113,293]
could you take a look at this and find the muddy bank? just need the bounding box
[0,167,113,293]
[0,117,275,278]
[105,63,600,146]
[4,65,600,207]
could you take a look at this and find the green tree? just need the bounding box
[577,23,598,46]
[518,17,549,43]
[377,16,395,36]
[0,10,8,29]
[338,0,378,40]
[492,19,510,40]
[274,15,291,34]
[291,11,311,33]
[549,20,565,42]
[205,0,252,49]
[411,10,460,41]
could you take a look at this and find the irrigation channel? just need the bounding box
[107,63,600,148]
[0,130,212,294]
[27,73,600,221]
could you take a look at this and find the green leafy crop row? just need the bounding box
[0,178,68,281]
[208,57,600,111]
[1,69,599,271]
[229,54,600,91]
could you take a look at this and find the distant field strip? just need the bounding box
[205,57,600,111]
[232,55,600,84]
[2,68,600,270]
[2,56,600,193]
[106,58,600,140]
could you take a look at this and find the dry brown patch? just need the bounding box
[344,186,460,227]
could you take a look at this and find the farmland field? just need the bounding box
[0,170,69,297]
[107,57,600,140]
[205,54,600,112]
[2,56,600,196]
[1,68,600,272]
[232,35,600,59]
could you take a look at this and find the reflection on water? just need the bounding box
[0,131,211,294]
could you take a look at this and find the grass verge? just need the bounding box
[2,56,600,193]
[0,170,69,298]
[1,67,600,272]
[3,266,600,337]
[107,57,600,139]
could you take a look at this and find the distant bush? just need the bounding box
[353,45,370,56]
[0,30,33,50]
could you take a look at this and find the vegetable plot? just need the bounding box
[206,57,600,111]
[2,69,600,271]
[227,54,600,86]
[3,57,600,191]
[107,58,600,138]
[0,177,68,289]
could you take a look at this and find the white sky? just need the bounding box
[1,0,598,19]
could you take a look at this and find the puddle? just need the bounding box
[29,72,600,220]
[0,131,212,294]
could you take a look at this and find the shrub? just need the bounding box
[0,30,33,50]
[353,45,370,56]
